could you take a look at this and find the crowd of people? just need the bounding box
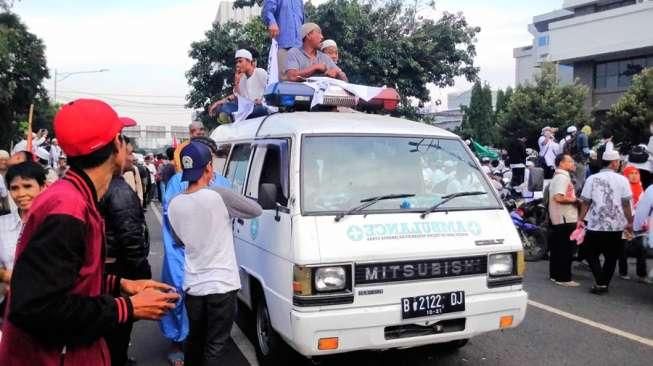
[0,94,264,366]
[499,123,653,293]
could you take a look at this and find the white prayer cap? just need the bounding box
[234,49,253,61]
[321,39,337,51]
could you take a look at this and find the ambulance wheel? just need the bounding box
[254,292,286,365]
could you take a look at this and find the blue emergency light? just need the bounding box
[264,82,399,112]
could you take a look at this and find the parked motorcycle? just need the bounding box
[504,198,548,261]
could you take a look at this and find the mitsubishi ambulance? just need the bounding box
[210,81,528,364]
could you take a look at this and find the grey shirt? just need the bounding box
[284,47,338,76]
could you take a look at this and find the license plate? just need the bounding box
[401,291,465,319]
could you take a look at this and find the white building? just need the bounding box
[514,0,653,111]
[215,0,261,25]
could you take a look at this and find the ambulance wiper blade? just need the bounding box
[334,193,415,222]
[420,191,487,219]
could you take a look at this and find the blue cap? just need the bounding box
[180,141,212,182]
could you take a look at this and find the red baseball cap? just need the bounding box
[120,117,138,127]
[54,99,125,157]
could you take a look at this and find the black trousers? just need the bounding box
[185,291,237,366]
[105,322,134,366]
[584,231,624,287]
[618,237,648,278]
[549,223,576,282]
[105,260,152,365]
[544,165,555,179]
[511,167,525,187]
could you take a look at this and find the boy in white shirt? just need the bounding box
[168,142,262,364]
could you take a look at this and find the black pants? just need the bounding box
[185,291,237,366]
[105,322,134,366]
[544,165,555,179]
[584,231,624,287]
[618,237,648,278]
[549,223,576,282]
[511,167,525,187]
[105,260,152,365]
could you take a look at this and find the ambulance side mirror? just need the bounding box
[259,183,278,211]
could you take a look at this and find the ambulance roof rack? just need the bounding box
[264,81,400,112]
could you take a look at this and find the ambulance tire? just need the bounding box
[254,289,288,365]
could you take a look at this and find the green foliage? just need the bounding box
[604,68,653,148]
[498,63,590,148]
[186,0,480,127]
[0,12,50,150]
[459,81,495,145]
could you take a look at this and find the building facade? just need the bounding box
[515,0,653,112]
[215,0,261,25]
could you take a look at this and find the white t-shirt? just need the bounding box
[581,169,632,232]
[0,211,21,303]
[238,68,268,102]
[168,187,262,296]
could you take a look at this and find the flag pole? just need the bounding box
[26,103,34,158]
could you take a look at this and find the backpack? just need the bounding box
[629,145,648,164]
[527,166,544,192]
[542,183,551,227]
[563,135,579,157]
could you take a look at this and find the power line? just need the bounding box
[56,94,191,109]
[49,89,187,99]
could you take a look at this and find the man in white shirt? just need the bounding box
[49,138,62,169]
[168,142,262,364]
[579,150,633,294]
[209,49,269,123]
[538,127,559,179]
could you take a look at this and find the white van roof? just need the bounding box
[210,112,458,142]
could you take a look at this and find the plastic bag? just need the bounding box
[570,227,585,245]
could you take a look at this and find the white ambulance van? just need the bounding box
[211,107,527,364]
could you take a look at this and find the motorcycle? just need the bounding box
[504,198,548,261]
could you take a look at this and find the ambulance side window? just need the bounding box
[213,144,231,176]
[259,145,289,207]
[225,144,252,194]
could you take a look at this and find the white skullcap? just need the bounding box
[320,39,337,51]
[602,150,620,161]
[0,150,9,159]
[234,49,253,61]
[567,126,577,134]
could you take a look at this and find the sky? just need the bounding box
[10,0,560,125]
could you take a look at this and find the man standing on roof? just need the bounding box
[284,23,348,82]
[262,0,304,80]
[0,99,179,366]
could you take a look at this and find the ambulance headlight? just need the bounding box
[488,253,514,277]
[315,267,347,292]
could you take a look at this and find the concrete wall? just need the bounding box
[549,1,653,62]
[514,47,537,85]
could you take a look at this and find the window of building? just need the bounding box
[595,56,651,90]
[537,35,549,47]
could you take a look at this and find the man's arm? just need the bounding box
[9,214,133,346]
[107,186,148,270]
[211,187,263,219]
[262,0,280,38]
[634,187,653,231]
[286,64,325,81]
[553,193,576,204]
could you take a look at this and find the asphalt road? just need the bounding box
[133,204,653,366]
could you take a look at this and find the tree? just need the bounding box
[186,0,480,128]
[603,68,653,149]
[0,12,50,151]
[459,81,495,146]
[498,63,590,148]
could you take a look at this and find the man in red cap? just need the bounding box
[0,99,180,366]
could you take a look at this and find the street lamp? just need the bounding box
[53,68,109,102]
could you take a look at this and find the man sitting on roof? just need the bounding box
[209,49,269,123]
[284,23,347,82]
[320,39,339,64]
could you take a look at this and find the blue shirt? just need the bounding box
[159,171,230,342]
[262,0,304,49]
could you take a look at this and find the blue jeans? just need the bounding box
[218,101,268,121]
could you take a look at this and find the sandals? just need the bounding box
[167,351,184,366]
